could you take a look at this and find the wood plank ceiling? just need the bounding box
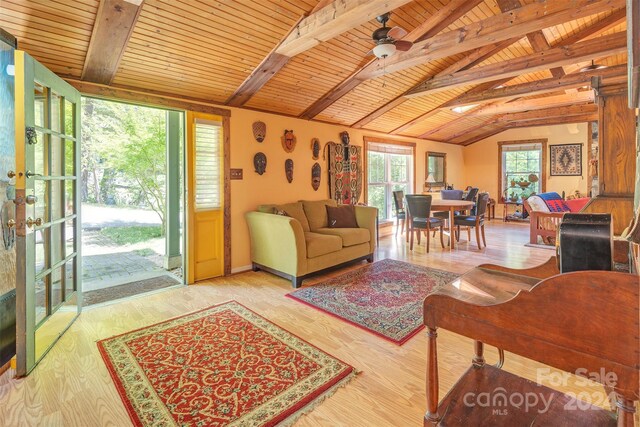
[0,0,629,145]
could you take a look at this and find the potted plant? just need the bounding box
[509,192,519,202]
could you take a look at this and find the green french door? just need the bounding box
[14,51,81,376]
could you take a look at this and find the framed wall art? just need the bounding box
[550,144,582,176]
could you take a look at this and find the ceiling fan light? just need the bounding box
[373,43,396,59]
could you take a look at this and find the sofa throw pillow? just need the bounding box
[274,202,311,231]
[272,208,288,216]
[326,205,358,228]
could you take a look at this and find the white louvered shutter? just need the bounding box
[194,119,222,210]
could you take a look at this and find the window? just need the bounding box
[498,139,547,202]
[366,141,414,220]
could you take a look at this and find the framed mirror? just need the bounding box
[426,152,446,189]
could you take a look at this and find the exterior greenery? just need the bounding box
[81,97,167,230]
[502,148,541,201]
[367,151,411,220]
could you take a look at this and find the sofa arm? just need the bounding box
[245,212,307,276]
[354,205,378,252]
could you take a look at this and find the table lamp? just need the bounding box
[425,173,436,192]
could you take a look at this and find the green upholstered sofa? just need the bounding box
[245,199,377,288]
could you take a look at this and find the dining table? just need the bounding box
[406,199,475,250]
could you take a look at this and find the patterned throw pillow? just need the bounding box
[272,208,288,216]
[326,205,358,228]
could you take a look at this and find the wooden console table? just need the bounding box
[422,258,639,426]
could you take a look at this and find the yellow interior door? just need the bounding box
[186,112,224,283]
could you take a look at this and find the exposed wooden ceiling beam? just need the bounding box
[470,91,595,116]
[409,8,627,138]
[437,118,501,142]
[496,104,598,122]
[299,0,484,120]
[352,37,520,129]
[276,0,413,57]
[381,1,623,135]
[81,0,143,85]
[495,0,565,78]
[225,0,413,107]
[442,64,627,108]
[358,0,624,80]
[418,112,483,139]
[66,79,231,117]
[405,31,626,98]
[554,7,626,47]
[503,113,598,128]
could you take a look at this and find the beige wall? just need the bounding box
[227,107,464,271]
[462,123,590,205]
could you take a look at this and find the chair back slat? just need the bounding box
[465,187,479,202]
[406,194,433,218]
[475,193,489,218]
[393,190,405,212]
[441,189,463,200]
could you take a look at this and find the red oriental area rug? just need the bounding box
[287,259,459,345]
[98,301,356,426]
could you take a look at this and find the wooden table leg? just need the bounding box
[425,327,439,423]
[449,207,455,250]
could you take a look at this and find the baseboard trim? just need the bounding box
[231,265,252,274]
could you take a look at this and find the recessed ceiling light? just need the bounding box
[451,104,478,114]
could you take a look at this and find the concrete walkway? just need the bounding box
[82,204,162,229]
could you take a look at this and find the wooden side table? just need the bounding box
[502,201,525,222]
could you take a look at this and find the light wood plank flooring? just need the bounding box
[0,221,633,426]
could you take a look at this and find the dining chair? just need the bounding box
[454,192,489,250]
[433,189,465,229]
[405,195,445,252]
[464,187,479,215]
[392,190,406,237]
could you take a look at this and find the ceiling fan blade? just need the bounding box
[387,26,408,40]
[394,40,413,51]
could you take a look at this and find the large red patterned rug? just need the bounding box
[287,259,459,345]
[98,301,356,426]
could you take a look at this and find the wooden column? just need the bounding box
[581,84,637,235]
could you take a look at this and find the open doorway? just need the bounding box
[80,98,184,306]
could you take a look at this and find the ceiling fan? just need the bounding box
[369,13,413,59]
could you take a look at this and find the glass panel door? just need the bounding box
[14,51,81,376]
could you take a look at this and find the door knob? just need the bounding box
[7,171,15,179]
[6,219,15,229]
[26,217,42,228]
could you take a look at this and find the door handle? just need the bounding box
[6,219,15,229]
[26,195,37,205]
[25,171,42,178]
[26,217,42,228]
[7,171,15,179]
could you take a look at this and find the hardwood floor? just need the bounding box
[0,221,633,426]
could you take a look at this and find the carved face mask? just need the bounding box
[254,152,267,175]
[312,162,321,191]
[285,159,294,183]
[339,131,350,147]
[282,129,296,152]
[252,121,266,143]
[311,138,320,160]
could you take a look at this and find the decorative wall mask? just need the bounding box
[285,159,294,183]
[282,129,297,152]
[339,131,350,147]
[312,162,321,191]
[311,138,320,160]
[252,121,266,142]
[254,152,267,175]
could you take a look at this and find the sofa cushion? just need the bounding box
[315,228,370,247]
[525,195,551,213]
[326,205,358,228]
[274,202,310,231]
[302,199,337,231]
[565,197,590,212]
[304,232,342,258]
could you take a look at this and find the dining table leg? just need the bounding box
[449,207,455,250]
